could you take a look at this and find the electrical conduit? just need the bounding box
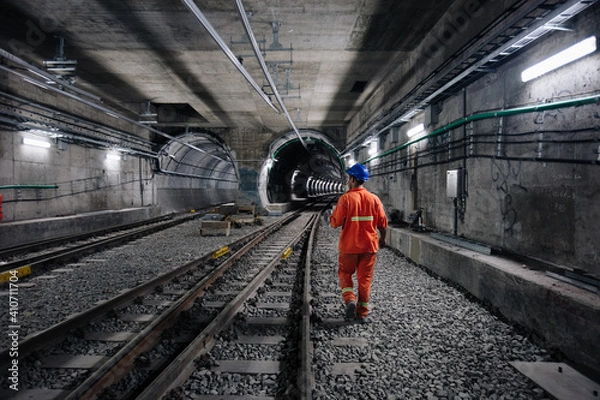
[365,94,600,164]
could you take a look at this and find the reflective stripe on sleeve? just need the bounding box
[350,216,374,222]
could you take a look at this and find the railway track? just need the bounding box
[1,205,559,399]
[0,212,204,283]
[1,210,319,399]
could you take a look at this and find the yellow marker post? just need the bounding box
[0,266,32,283]
[212,246,230,259]
[282,247,292,259]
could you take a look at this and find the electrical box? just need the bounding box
[425,104,439,126]
[390,126,399,144]
[446,169,463,198]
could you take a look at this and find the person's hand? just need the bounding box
[323,208,332,223]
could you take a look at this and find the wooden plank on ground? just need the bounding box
[84,331,136,342]
[236,335,285,345]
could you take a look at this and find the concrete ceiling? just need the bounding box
[0,0,456,134]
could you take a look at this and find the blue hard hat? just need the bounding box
[346,163,369,181]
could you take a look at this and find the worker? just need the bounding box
[329,163,388,323]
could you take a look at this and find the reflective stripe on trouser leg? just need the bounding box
[355,252,376,318]
[341,287,355,305]
[338,253,358,304]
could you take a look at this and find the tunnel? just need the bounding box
[154,128,346,214]
[156,129,239,213]
[0,0,599,382]
[258,130,346,212]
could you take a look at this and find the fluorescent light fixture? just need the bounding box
[521,36,596,82]
[43,60,77,66]
[106,153,121,161]
[368,141,378,156]
[398,108,422,123]
[407,123,425,138]
[46,67,76,73]
[23,137,51,148]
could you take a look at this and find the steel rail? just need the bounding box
[64,213,300,400]
[0,213,201,279]
[0,213,180,261]
[0,213,297,369]
[298,210,321,398]
[133,214,316,400]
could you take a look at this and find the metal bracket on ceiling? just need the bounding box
[43,36,77,84]
[235,0,307,150]
[139,101,158,125]
[270,21,283,50]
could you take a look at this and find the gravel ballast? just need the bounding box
[0,217,280,349]
[311,223,554,399]
[1,214,558,398]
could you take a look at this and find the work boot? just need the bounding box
[345,301,356,320]
[356,315,371,324]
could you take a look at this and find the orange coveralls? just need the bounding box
[329,187,388,318]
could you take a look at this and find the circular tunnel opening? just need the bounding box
[156,129,239,212]
[259,130,345,209]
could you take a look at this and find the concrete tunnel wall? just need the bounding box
[0,130,156,223]
[339,7,600,375]
[361,8,600,279]
[0,89,239,247]
[386,227,600,377]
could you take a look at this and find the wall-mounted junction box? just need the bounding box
[446,169,463,198]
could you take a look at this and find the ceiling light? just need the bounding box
[22,137,51,148]
[407,123,425,138]
[43,60,77,66]
[521,36,596,82]
[46,67,76,73]
[106,153,121,161]
[368,141,378,156]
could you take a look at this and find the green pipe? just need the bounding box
[0,185,58,190]
[365,94,600,163]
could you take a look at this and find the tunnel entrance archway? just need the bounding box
[258,130,345,212]
[156,129,239,212]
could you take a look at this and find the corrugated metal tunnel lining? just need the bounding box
[157,130,239,212]
[259,130,345,210]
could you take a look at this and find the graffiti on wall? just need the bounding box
[490,159,527,234]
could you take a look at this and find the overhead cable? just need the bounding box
[181,0,280,114]
[234,0,308,150]
[0,51,230,163]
